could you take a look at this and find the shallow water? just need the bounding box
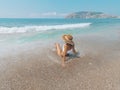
[0,18,120,57]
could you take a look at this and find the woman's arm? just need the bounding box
[72,45,77,54]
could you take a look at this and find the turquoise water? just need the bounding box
[0,18,120,57]
[0,18,120,44]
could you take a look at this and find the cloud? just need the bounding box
[29,12,67,18]
[42,12,57,16]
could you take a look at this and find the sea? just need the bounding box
[0,18,120,57]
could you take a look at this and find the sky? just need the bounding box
[0,0,120,18]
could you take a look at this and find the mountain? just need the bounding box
[65,11,119,19]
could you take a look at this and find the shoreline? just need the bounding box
[0,34,120,90]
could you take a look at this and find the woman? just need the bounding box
[55,34,77,67]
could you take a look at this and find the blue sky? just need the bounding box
[0,0,119,18]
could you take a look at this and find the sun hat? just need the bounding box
[62,34,74,45]
[62,34,73,41]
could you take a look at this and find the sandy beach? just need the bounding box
[0,34,120,90]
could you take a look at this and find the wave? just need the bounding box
[0,23,91,34]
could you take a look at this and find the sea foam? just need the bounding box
[0,23,91,34]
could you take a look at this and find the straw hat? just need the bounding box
[62,34,74,45]
[62,34,73,41]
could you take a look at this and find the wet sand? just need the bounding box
[0,35,120,90]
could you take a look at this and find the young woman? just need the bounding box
[55,34,77,67]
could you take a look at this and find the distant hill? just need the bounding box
[65,11,119,19]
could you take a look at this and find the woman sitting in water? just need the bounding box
[55,34,77,67]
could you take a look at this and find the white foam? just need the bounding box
[0,23,91,34]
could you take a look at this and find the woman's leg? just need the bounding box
[55,43,65,67]
[55,43,62,56]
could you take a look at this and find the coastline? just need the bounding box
[0,34,120,90]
